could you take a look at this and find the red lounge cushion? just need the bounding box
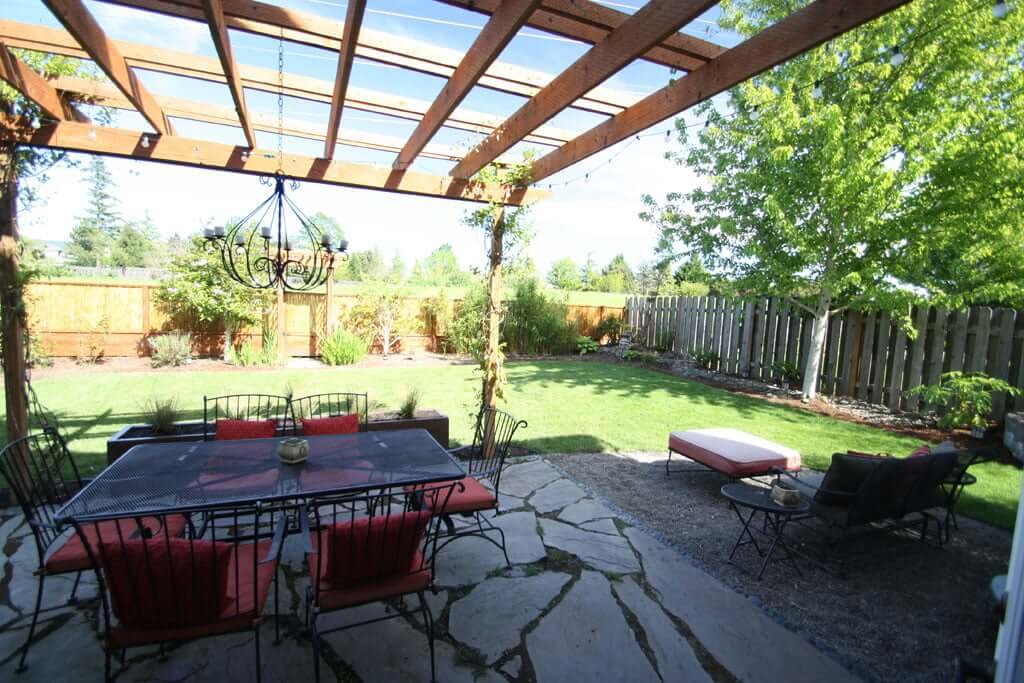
[909,445,932,457]
[302,414,360,436]
[45,515,188,575]
[215,419,277,441]
[432,476,496,514]
[668,428,801,477]
[107,540,276,648]
[325,511,430,584]
[101,538,232,629]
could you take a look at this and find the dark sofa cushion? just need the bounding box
[814,452,886,507]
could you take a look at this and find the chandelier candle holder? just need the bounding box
[203,175,347,291]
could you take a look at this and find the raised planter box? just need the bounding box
[105,409,451,464]
[366,409,449,448]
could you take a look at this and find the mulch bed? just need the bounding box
[546,451,1009,683]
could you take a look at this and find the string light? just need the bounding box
[890,45,905,66]
[993,0,1009,18]
[30,118,41,130]
[812,81,823,98]
[140,135,150,148]
[750,105,761,121]
[87,127,97,140]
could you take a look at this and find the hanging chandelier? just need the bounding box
[201,30,346,291]
[202,176,347,291]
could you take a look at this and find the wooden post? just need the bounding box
[0,141,27,442]
[276,279,287,365]
[324,267,336,338]
[482,207,505,459]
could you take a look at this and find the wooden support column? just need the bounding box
[482,207,505,459]
[0,141,27,442]
[324,267,336,338]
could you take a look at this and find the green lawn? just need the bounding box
[10,360,1020,529]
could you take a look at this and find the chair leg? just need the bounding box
[16,572,45,673]
[68,570,83,604]
[273,568,281,644]
[254,626,262,683]
[665,449,671,476]
[105,648,112,683]
[419,591,437,683]
[311,616,322,683]
[488,516,511,568]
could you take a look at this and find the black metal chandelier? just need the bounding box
[202,175,347,291]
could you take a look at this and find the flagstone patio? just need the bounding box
[0,458,859,682]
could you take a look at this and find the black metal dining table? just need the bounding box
[56,429,465,523]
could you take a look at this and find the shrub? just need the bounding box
[623,350,658,364]
[320,328,368,366]
[148,331,191,367]
[503,279,578,355]
[232,339,264,367]
[771,361,803,386]
[906,371,1022,429]
[448,281,487,360]
[76,315,110,364]
[596,315,624,345]
[692,349,720,371]
[577,335,599,355]
[398,387,420,419]
[141,397,181,435]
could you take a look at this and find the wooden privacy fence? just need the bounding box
[627,295,1024,420]
[25,280,623,360]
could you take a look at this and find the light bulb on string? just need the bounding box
[812,81,823,98]
[890,46,905,66]
[140,135,150,149]
[87,127,97,140]
[993,0,1009,18]
[750,106,760,122]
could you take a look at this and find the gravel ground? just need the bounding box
[544,451,1010,683]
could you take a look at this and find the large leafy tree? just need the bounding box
[598,254,636,293]
[411,243,471,287]
[67,157,121,266]
[547,256,582,290]
[641,0,1023,399]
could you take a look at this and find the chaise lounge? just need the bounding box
[667,428,802,478]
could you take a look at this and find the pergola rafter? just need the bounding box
[40,0,173,135]
[201,0,255,148]
[324,0,367,160]
[0,42,88,123]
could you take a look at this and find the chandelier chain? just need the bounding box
[277,29,285,175]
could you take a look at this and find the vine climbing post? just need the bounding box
[0,140,27,442]
[482,205,505,459]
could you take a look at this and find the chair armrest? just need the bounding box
[259,512,289,565]
[773,469,856,502]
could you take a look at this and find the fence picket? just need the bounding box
[968,307,993,373]
[740,300,756,377]
[823,315,843,396]
[887,313,909,411]
[718,301,732,371]
[991,309,1017,416]
[857,313,876,400]
[871,313,891,405]
[839,312,862,396]
[947,310,969,374]
[903,306,930,412]
[926,307,949,387]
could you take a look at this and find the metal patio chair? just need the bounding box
[291,392,368,435]
[202,394,295,440]
[305,482,460,683]
[0,428,188,672]
[73,502,286,683]
[430,407,527,569]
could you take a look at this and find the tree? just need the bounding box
[597,254,636,293]
[155,236,270,357]
[292,211,345,251]
[342,248,386,281]
[111,213,159,267]
[346,280,412,358]
[67,157,121,266]
[640,0,1023,399]
[388,251,405,283]
[579,254,600,291]
[413,243,470,287]
[547,257,581,290]
[673,255,712,285]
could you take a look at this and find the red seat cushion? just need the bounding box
[302,414,360,436]
[107,540,277,648]
[215,419,277,441]
[431,476,496,515]
[45,515,188,575]
[101,538,232,629]
[324,511,431,584]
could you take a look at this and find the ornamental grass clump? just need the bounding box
[320,329,368,366]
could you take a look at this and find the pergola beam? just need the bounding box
[0,42,87,122]
[201,0,255,148]
[54,75,473,162]
[436,0,725,71]
[394,0,541,171]
[530,0,914,182]
[93,0,639,116]
[0,20,576,148]
[40,0,173,135]
[0,116,546,205]
[451,0,717,179]
[324,0,366,160]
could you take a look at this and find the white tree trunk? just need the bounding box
[801,290,832,400]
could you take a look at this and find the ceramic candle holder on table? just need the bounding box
[277,437,309,465]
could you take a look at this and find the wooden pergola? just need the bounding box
[0,0,910,439]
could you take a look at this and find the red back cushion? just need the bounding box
[303,414,360,436]
[325,511,430,584]
[101,538,232,629]
[215,418,277,441]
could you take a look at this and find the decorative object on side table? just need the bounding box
[277,437,310,465]
[770,481,802,507]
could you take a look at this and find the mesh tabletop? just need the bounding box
[57,429,464,522]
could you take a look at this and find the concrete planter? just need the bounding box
[366,410,450,448]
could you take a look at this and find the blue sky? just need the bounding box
[5,0,741,274]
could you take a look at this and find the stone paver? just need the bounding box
[499,460,562,498]
[557,497,616,525]
[491,510,547,565]
[528,478,588,514]
[500,655,522,679]
[449,572,571,663]
[612,576,713,683]
[539,519,641,574]
[623,526,859,683]
[527,571,659,683]
[435,535,510,587]
[579,518,620,536]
